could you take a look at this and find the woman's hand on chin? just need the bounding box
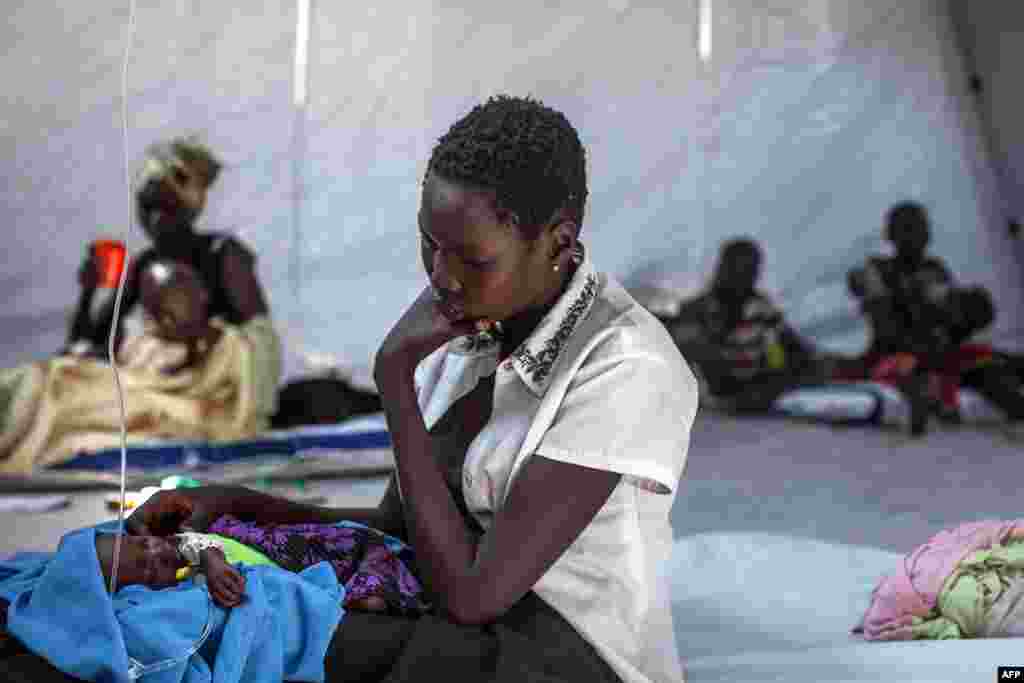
[375,287,476,386]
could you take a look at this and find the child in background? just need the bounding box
[114,258,225,376]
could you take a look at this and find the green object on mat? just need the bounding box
[212,533,278,568]
[161,475,201,489]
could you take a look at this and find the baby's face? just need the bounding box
[139,262,211,342]
[98,535,183,590]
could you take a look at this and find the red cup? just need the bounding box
[92,239,127,289]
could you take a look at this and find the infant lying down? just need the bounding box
[95,516,430,616]
[1,519,389,682]
[856,520,1024,640]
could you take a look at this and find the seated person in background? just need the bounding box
[0,256,281,474]
[846,201,1023,437]
[66,136,275,365]
[95,512,429,615]
[270,375,383,429]
[855,519,1024,641]
[663,238,821,413]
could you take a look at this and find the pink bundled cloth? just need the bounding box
[854,519,1024,641]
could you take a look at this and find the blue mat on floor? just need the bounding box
[48,415,391,473]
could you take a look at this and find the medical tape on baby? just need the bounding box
[148,261,173,285]
[177,532,225,566]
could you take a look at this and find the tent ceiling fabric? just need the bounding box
[2,0,1022,380]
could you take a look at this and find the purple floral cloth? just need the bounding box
[208,514,430,616]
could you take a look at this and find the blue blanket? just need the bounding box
[0,521,344,683]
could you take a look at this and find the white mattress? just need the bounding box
[669,532,1021,682]
[668,412,1023,681]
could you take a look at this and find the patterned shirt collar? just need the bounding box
[452,255,600,397]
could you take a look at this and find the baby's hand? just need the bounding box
[202,549,245,608]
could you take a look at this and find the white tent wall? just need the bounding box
[950,0,1024,277]
[3,2,299,369]
[673,0,1023,354]
[2,1,1021,383]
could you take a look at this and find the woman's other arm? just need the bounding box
[129,477,408,540]
[220,240,269,323]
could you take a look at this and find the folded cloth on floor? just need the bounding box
[0,521,342,683]
[854,519,1024,640]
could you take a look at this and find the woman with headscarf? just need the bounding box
[0,139,281,472]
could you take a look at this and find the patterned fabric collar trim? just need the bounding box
[448,256,601,396]
[509,257,600,396]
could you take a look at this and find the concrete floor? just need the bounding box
[673,412,1022,552]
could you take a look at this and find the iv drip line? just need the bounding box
[108,0,138,596]
[289,0,312,362]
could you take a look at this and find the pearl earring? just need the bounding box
[553,263,560,272]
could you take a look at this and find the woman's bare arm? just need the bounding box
[206,483,406,538]
[379,374,620,626]
[132,481,407,539]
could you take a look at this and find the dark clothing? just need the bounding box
[69,232,255,350]
[326,591,622,683]
[665,289,818,410]
[961,358,1024,421]
[846,254,1021,422]
[847,255,978,361]
[271,377,383,429]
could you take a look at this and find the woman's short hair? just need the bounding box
[426,95,588,239]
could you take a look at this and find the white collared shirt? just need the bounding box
[412,256,698,683]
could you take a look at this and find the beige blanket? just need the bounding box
[0,316,281,475]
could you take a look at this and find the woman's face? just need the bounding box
[137,161,207,245]
[418,173,566,324]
